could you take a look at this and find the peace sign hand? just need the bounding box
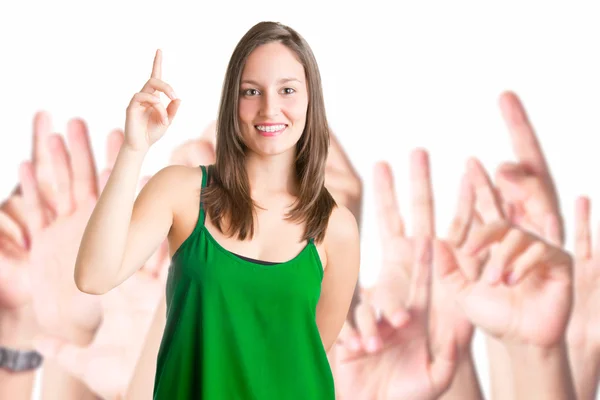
[125,49,181,153]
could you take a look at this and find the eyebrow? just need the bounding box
[241,77,303,86]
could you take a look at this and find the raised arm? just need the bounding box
[74,49,182,294]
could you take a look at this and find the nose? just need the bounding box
[259,91,280,118]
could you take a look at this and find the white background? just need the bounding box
[1,1,599,398]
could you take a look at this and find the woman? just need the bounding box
[74,21,359,399]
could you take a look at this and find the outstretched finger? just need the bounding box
[499,91,548,175]
[467,158,505,222]
[446,174,474,247]
[49,135,74,216]
[66,119,98,203]
[151,49,162,80]
[410,149,435,238]
[374,161,405,239]
[19,162,46,237]
[31,111,53,171]
[574,196,591,260]
[406,238,433,312]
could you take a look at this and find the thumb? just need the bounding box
[429,333,458,395]
[33,336,87,379]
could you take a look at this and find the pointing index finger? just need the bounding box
[151,49,162,79]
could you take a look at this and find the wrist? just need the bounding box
[506,340,576,400]
[505,339,566,361]
[120,142,149,159]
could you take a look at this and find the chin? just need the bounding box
[247,141,297,157]
[245,134,301,158]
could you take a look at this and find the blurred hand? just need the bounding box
[33,237,169,400]
[21,124,124,344]
[333,149,475,399]
[494,91,564,244]
[439,158,572,347]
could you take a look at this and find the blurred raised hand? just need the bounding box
[34,231,169,400]
[20,121,124,345]
[0,111,80,348]
[331,150,489,399]
[438,158,575,399]
[334,236,456,400]
[488,91,566,400]
[566,196,600,400]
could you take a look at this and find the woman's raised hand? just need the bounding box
[125,49,181,152]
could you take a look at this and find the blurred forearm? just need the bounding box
[0,309,38,400]
[569,345,600,400]
[486,335,514,400]
[439,351,483,400]
[508,340,576,400]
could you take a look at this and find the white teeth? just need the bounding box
[256,124,286,132]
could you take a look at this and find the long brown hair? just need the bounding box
[202,21,336,243]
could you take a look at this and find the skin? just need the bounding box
[0,113,103,400]
[487,91,566,400]
[332,150,485,400]
[567,196,600,400]
[74,44,358,394]
[439,158,576,400]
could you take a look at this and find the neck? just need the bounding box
[245,149,298,195]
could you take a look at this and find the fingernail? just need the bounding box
[507,272,518,285]
[486,266,501,284]
[170,91,178,100]
[366,337,380,353]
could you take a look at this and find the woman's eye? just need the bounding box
[243,89,259,96]
[282,88,296,95]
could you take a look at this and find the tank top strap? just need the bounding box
[198,165,209,226]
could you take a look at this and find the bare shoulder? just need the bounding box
[133,165,205,217]
[141,164,204,197]
[149,164,204,185]
[323,204,360,252]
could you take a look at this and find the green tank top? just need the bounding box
[153,165,335,399]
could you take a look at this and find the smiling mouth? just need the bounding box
[255,124,287,136]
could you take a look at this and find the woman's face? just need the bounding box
[238,41,309,158]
